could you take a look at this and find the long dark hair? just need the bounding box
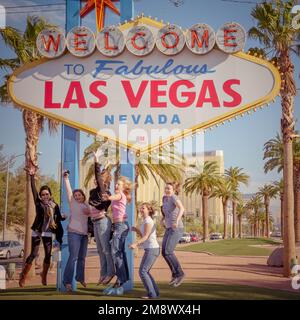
[39,185,52,197]
[166,182,181,195]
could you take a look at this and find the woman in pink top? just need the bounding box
[102,176,133,293]
[62,171,90,293]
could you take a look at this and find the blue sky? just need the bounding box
[0,0,299,216]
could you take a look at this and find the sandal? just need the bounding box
[97,276,105,286]
[102,275,115,285]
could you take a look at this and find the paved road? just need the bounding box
[0,257,23,269]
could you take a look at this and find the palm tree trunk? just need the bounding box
[232,200,237,239]
[202,194,209,242]
[223,198,228,239]
[280,193,284,239]
[265,198,270,238]
[280,57,297,276]
[254,210,258,237]
[23,110,40,277]
[238,215,242,238]
[294,166,300,243]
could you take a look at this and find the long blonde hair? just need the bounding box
[119,176,133,203]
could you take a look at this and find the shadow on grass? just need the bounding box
[1,282,300,300]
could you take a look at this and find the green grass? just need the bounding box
[177,238,281,256]
[0,282,299,300]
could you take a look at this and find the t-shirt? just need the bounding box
[112,192,127,220]
[68,198,89,235]
[140,216,159,249]
[162,195,183,229]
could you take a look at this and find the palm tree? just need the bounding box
[273,179,284,238]
[249,0,299,276]
[212,177,235,239]
[293,138,300,244]
[264,134,300,243]
[258,210,266,237]
[257,184,278,238]
[0,17,59,270]
[82,137,119,185]
[246,210,256,237]
[183,161,220,242]
[236,201,248,238]
[246,195,264,237]
[225,167,249,238]
[263,134,284,172]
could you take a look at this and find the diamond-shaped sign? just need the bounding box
[8,17,280,153]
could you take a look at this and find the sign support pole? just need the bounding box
[120,0,135,292]
[57,0,81,292]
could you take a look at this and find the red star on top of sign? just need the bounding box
[80,0,120,31]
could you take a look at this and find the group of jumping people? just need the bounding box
[19,151,185,299]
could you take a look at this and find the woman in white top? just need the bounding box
[63,171,90,292]
[129,202,160,299]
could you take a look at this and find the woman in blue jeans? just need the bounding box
[88,151,115,286]
[63,171,90,292]
[161,182,185,287]
[102,176,133,294]
[130,203,160,299]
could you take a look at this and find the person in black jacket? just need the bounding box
[19,170,65,287]
[88,151,115,286]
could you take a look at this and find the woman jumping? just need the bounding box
[19,170,65,287]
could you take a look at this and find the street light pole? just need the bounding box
[3,160,10,241]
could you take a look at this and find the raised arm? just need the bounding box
[63,172,73,204]
[30,174,39,204]
[95,162,106,194]
[93,151,106,194]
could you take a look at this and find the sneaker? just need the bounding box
[104,286,115,295]
[173,274,185,287]
[115,286,124,295]
[105,286,124,296]
[168,277,176,286]
[102,284,114,294]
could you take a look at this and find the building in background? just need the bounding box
[136,150,224,225]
